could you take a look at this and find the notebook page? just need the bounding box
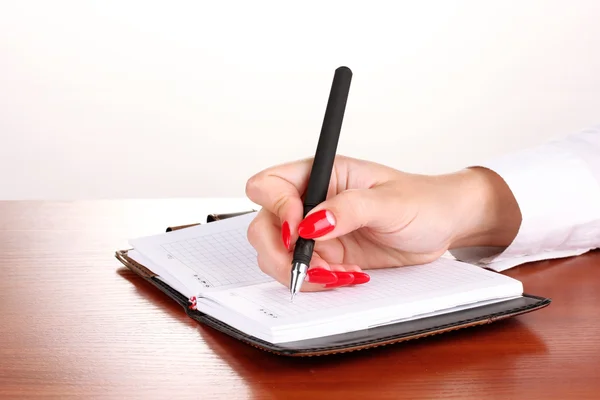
[127,250,192,297]
[205,259,523,342]
[129,212,272,294]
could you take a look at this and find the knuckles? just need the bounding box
[247,218,270,273]
[246,214,262,248]
[244,172,265,202]
[255,254,269,274]
[246,210,286,280]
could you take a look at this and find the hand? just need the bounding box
[245,155,520,291]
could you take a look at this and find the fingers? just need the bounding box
[248,209,290,286]
[297,187,391,241]
[246,155,399,246]
[326,264,371,287]
[247,209,370,292]
[245,159,312,246]
[247,209,324,292]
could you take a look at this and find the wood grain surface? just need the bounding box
[1,200,599,399]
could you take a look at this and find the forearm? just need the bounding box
[449,167,522,249]
[446,126,600,272]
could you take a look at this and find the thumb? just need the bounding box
[298,188,389,241]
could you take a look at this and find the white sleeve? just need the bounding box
[450,125,600,272]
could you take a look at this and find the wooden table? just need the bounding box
[1,200,599,399]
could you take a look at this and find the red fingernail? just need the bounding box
[281,221,291,250]
[306,268,338,284]
[351,272,370,284]
[325,271,354,288]
[298,210,335,239]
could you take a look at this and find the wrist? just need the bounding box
[448,167,522,249]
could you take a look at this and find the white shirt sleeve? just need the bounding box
[450,125,600,272]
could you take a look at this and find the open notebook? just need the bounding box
[116,211,550,356]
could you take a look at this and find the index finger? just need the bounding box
[246,208,333,292]
[245,158,313,242]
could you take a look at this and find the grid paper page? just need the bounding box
[160,229,270,288]
[129,212,272,293]
[206,258,523,326]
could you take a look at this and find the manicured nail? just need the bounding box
[298,210,335,239]
[281,221,291,250]
[325,271,354,288]
[306,268,338,284]
[351,272,370,284]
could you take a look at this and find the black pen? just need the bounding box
[290,66,353,301]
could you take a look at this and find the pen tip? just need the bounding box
[290,292,295,303]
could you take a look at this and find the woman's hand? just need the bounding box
[245,155,520,291]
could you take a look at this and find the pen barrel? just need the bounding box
[292,237,315,265]
[303,66,353,214]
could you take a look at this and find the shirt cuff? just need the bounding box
[450,139,600,272]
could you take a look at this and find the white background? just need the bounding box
[1,1,598,200]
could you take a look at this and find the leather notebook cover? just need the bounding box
[115,211,551,357]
